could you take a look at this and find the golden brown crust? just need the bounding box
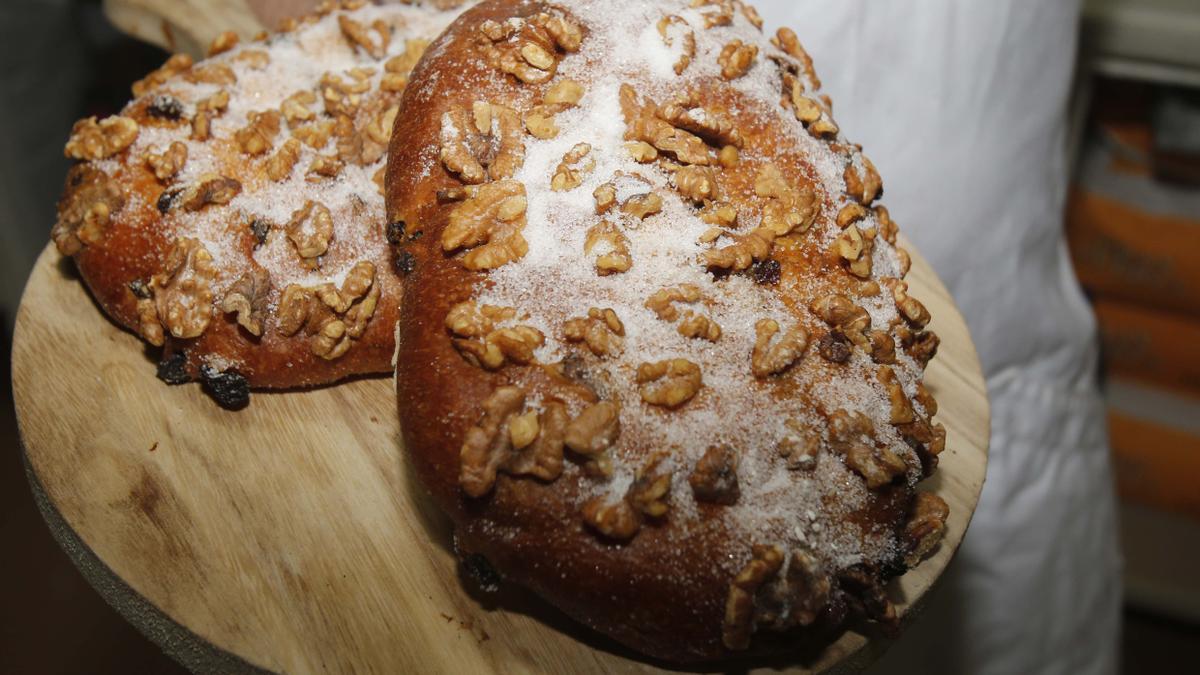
[388,0,947,662]
[52,1,470,399]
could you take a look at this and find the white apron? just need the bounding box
[752,2,1122,673]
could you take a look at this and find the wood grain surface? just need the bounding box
[13,239,989,675]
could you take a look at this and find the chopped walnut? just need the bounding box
[752,319,809,378]
[645,284,701,322]
[904,492,949,566]
[722,545,784,650]
[292,119,335,149]
[142,238,218,343]
[381,38,429,91]
[564,400,620,465]
[277,262,379,360]
[828,409,907,489]
[65,116,139,160]
[593,183,617,214]
[144,142,187,182]
[658,93,744,148]
[564,307,625,357]
[810,295,871,347]
[626,141,659,163]
[702,227,774,271]
[621,85,711,165]
[755,164,817,237]
[181,174,241,212]
[845,155,883,205]
[365,105,400,149]
[545,79,585,105]
[690,444,740,506]
[875,205,899,245]
[320,69,372,118]
[52,166,125,255]
[338,14,390,59]
[440,102,525,184]
[132,54,193,97]
[442,180,529,271]
[285,201,334,262]
[837,203,869,229]
[306,154,345,182]
[233,49,270,69]
[235,110,282,156]
[869,330,897,364]
[891,280,932,328]
[677,312,722,342]
[674,165,719,204]
[657,15,696,75]
[281,90,318,127]
[460,387,568,497]
[551,143,594,191]
[191,90,230,141]
[878,366,916,425]
[184,63,236,87]
[621,192,664,220]
[630,454,672,518]
[718,39,758,79]
[637,359,702,408]
[583,221,632,275]
[773,28,822,89]
[778,418,820,470]
[267,138,302,182]
[836,224,876,279]
[524,105,562,140]
[582,497,640,540]
[218,267,271,336]
[446,301,545,370]
[897,324,941,366]
[478,11,580,84]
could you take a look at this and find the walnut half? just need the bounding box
[442,180,529,271]
[459,386,568,498]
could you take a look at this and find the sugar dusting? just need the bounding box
[447,0,936,575]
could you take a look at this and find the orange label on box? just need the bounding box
[1109,411,1200,523]
[1095,299,1200,396]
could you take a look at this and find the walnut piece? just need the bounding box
[382,39,430,91]
[718,39,758,79]
[702,227,774,272]
[690,444,740,505]
[191,90,230,141]
[478,11,581,84]
[460,386,568,498]
[181,174,242,212]
[139,238,218,344]
[440,102,525,184]
[637,359,703,408]
[657,15,696,75]
[564,307,625,357]
[132,54,193,97]
[277,261,380,360]
[621,85,711,166]
[658,93,743,148]
[891,280,932,328]
[582,497,640,541]
[904,492,949,566]
[564,401,620,476]
[235,110,282,156]
[646,285,721,342]
[583,221,632,275]
[446,301,545,370]
[752,319,809,378]
[320,68,372,117]
[878,365,916,425]
[65,116,139,160]
[442,180,529,271]
[338,14,390,59]
[145,142,188,182]
[828,409,908,489]
[755,164,817,237]
[722,545,784,650]
[778,418,820,470]
[551,143,594,191]
[285,200,334,262]
[845,155,883,205]
[267,138,302,182]
[621,192,664,220]
[281,90,318,127]
[630,454,672,518]
[810,295,872,348]
[219,267,271,336]
[52,166,125,255]
[674,165,720,203]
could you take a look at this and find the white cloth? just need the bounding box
[753,2,1122,674]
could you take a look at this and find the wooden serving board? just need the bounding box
[13,240,989,675]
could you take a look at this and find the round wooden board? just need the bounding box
[13,240,989,675]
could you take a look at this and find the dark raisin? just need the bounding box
[751,258,781,285]
[157,188,183,214]
[147,95,184,121]
[128,279,151,300]
[385,220,406,246]
[250,219,270,248]
[394,251,416,275]
[199,365,250,410]
[461,554,502,593]
[156,352,191,385]
[818,332,852,364]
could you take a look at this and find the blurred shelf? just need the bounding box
[1119,503,1200,624]
[1084,0,1200,77]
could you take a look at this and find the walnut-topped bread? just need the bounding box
[50,0,472,406]
[387,0,949,663]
